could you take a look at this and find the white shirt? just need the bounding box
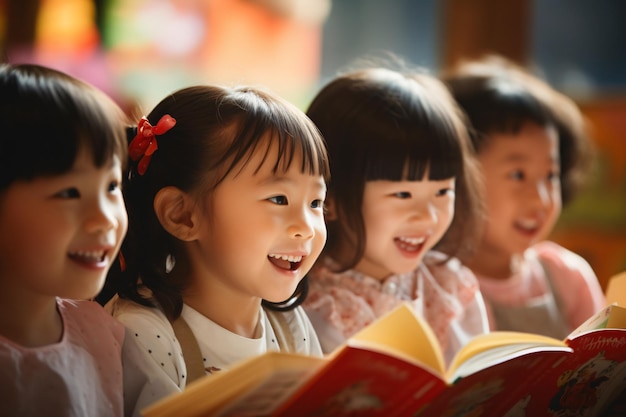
[106,295,322,417]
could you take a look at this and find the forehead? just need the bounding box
[71,144,121,169]
[217,139,326,196]
[230,133,310,177]
[482,122,559,160]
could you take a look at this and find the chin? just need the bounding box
[394,260,423,275]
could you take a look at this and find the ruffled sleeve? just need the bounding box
[420,252,489,362]
[535,241,606,330]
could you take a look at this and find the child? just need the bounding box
[103,84,329,412]
[442,56,606,338]
[302,67,490,365]
[0,63,128,416]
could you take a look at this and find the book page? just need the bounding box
[568,304,626,339]
[143,352,325,417]
[447,331,566,380]
[346,303,445,377]
[446,331,568,381]
[606,271,626,306]
[448,344,572,383]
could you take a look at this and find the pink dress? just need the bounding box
[0,299,125,417]
[476,241,606,339]
[303,250,489,364]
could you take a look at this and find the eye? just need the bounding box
[547,170,560,181]
[508,170,525,181]
[436,188,455,197]
[108,180,121,193]
[268,195,288,205]
[393,191,411,199]
[310,199,324,209]
[54,188,81,199]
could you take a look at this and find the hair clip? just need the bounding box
[128,114,176,175]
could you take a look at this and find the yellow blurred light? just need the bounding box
[36,0,99,54]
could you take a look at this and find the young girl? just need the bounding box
[302,67,490,365]
[0,63,128,416]
[442,56,606,338]
[103,84,329,413]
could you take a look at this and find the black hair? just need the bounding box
[307,67,482,270]
[0,63,127,191]
[442,55,593,205]
[105,85,329,320]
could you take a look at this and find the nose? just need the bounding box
[409,200,438,225]
[288,207,315,240]
[84,198,120,234]
[530,180,553,208]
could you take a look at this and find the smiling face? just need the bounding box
[477,122,561,267]
[191,138,327,304]
[0,146,128,301]
[348,171,456,280]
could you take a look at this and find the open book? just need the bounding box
[142,289,626,417]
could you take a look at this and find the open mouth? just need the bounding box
[394,236,425,253]
[268,254,303,271]
[68,250,107,264]
[514,219,541,236]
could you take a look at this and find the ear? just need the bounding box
[324,196,338,221]
[153,186,200,241]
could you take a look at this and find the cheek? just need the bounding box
[485,186,512,218]
[443,201,455,228]
[117,205,129,238]
[362,201,394,230]
[551,188,563,210]
[312,226,327,260]
[315,217,328,242]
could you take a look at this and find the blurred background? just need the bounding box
[1,0,625,289]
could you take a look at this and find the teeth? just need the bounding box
[268,254,303,263]
[517,219,538,229]
[397,237,425,245]
[70,250,106,261]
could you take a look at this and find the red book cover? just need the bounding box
[411,347,572,416]
[522,327,626,416]
[274,343,447,416]
[143,302,626,417]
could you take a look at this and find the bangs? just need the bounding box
[214,88,330,184]
[74,90,127,168]
[358,92,464,182]
[2,65,126,184]
[455,77,553,139]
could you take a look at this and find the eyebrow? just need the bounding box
[500,152,559,164]
[257,174,326,191]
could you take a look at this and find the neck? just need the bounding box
[0,289,62,347]
[182,283,262,339]
[466,245,523,280]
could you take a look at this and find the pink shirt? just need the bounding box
[0,299,125,417]
[303,251,489,364]
[476,241,606,338]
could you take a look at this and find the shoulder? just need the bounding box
[306,260,378,300]
[106,295,172,334]
[60,297,117,318]
[59,298,125,342]
[105,296,178,360]
[107,296,186,389]
[264,306,322,357]
[533,241,604,302]
[422,251,479,289]
[533,241,595,276]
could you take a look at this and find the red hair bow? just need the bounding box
[129,114,176,175]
